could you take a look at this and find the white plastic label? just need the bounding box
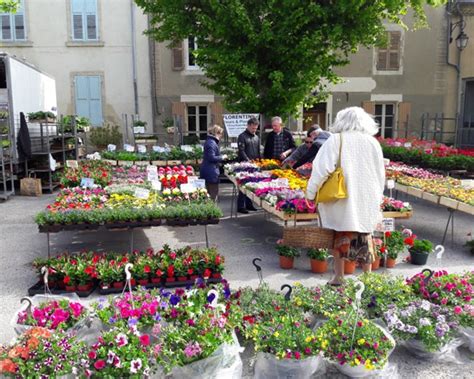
[382,218,395,232]
[180,183,195,193]
[66,160,78,169]
[152,145,163,153]
[151,180,162,191]
[276,178,289,187]
[147,165,158,181]
[134,188,150,199]
[404,142,412,148]
[137,144,147,153]
[230,142,238,148]
[134,126,145,134]
[193,179,206,189]
[80,178,95,189]
[181,145,193,152]
[387,179,395,189]
[107,144,116,152]
[124,144,135,152]
[187,175,198,183]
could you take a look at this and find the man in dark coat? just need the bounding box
[293,126,332,169]
[263,116,296,160]
[236,117,261,213]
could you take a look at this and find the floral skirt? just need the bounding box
[334,232,375,264]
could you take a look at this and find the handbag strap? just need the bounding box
[336,133,343,168]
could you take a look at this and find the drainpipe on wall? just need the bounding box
[130,0,139,117]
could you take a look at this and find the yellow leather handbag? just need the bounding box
[316,134,348,203]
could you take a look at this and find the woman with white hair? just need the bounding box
[306,106,385,286]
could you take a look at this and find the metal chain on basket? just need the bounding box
[349,280,365,351]
[41,266,52,296]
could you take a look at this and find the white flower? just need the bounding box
[130,358,142,374]
[419,317,431,326]
[115,333,128,346]
[420,300,431,311]
[107,350,116,364]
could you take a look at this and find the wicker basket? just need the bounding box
[283,225,334,249]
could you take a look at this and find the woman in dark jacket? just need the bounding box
[200,125,227,200]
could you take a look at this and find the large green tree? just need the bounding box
[136,0,444,116]
[0,0,18,13]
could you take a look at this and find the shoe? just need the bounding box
[247,205,258,211]
[238,208,249,214]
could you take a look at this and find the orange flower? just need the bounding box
[0,358,18,373]
[27,337,40,350]
[26,327,51,339]
[8,346,29,359]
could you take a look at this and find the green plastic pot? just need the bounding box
[410,250,429,265]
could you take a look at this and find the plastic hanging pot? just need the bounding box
[410,250,429,265]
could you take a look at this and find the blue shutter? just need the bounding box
[75,76,103,126]
[85,0,97,13]
[71,0,85,13]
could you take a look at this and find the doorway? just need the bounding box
[303,103,326,131]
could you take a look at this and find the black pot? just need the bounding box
[410,250,429,265]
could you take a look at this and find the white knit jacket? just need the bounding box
[306,132,385,233]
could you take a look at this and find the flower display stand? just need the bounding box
[27,281,97,298]
[382,211,413,219]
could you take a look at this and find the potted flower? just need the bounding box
[86,327,155,377]
[307,248,330,273]
[343,259,356,274]
[316,313,395,376]
[276,243,300,269]
[97,259,116,289]
[0,327,88,378]
[383,231,406,268]
[133,256,152,286]
[408,239,433,265]
[372,238,383,270]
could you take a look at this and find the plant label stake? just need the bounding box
[122,263,135,309]
[434,245,445,268]
[422,268,434,285]
[252,258,263,285]
[281,284,294,341]
[350,280,365,351]
[41,266,52,296]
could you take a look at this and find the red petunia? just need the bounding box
[63,276,71,285]
[144,265,151,274]
[94,360,106,370]
[88,351,97,360]
[139,334,150,346]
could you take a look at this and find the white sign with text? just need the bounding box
[223,113,260,137]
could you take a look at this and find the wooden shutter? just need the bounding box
[397,102,411,138]
[75,75,103,126]
[171,41,184,71]
[362,101,375,115]
[376,31,401,71]
[172,101,186,129]
[210,101,224,126]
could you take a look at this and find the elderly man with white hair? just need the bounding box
[306,106,385,286]
[263,116,296,160]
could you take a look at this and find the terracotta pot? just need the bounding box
[113,282,124,289]
[151,277,161,284]
[138,279,149,286]
[344,260,356,274]
[177,276,188,282]
[212,273,222,279]
[386,257,397,268]
[77,283,92,292]
[65,285,76,292]
[279,256,294,269]
[166,277,176,283]
[371,257,381,270]
[310,259,328,273]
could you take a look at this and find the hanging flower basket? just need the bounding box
[254,352,323,379]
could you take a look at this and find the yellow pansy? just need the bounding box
[365,360,374,370]
[357,338,365,345]
[273,331,280,338]
[353,358,360,366]
[305,336,312,343]
[321,340,328,349]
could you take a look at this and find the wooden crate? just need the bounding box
[248,191,262,207]
[439,196,460,210]
[103,159,117,166]
[407,186,423,198]
[261,201,275,213]
[167,160,182,166]
[457,202,474,216]
[118,160,134,167]
[382,211,413,219]
[422,192,440,204]
[395,183,409,193]
[152,160,167,167]
[134,160,150,166]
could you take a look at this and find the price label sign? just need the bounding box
[276,178,289,187]
[152,145,164,153]
[386,179,395,189]
[382,218,395,232]
[134,187,150,199]
[187,176,198,183]
[180,145,193,152]
[404,142,412,148]
[124,144,135,152]
[147,165,158,181]
[134,126,145,134]
[80,178,95,189]
[66,160,79,169]
[230,142,238,148]
[383,158,390,166]
[151,180,162,191]
[107,144,116,152]
[192,179,206,189]
[137,144,147,154]
[180,183,195,193]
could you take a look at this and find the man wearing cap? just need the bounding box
[293,125,332,169]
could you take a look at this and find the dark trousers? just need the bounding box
[206,183,219,201]
[237,191,253,209]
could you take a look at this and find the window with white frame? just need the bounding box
[186,37,199,69]
[187,105,208,139]
[374,103,395,138]
[71,0,98,41]
[0,0,26,41]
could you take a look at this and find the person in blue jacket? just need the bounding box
[200,125,227,200]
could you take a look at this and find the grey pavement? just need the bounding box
[0,184,473,378]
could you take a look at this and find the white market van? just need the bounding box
[0,52,57,162]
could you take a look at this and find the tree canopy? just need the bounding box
[136,0,445,116]
[0,0,18,13]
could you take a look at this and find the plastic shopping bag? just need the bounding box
[401,338,464,364]
[460,327,474,353]
[254,352,324,379]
